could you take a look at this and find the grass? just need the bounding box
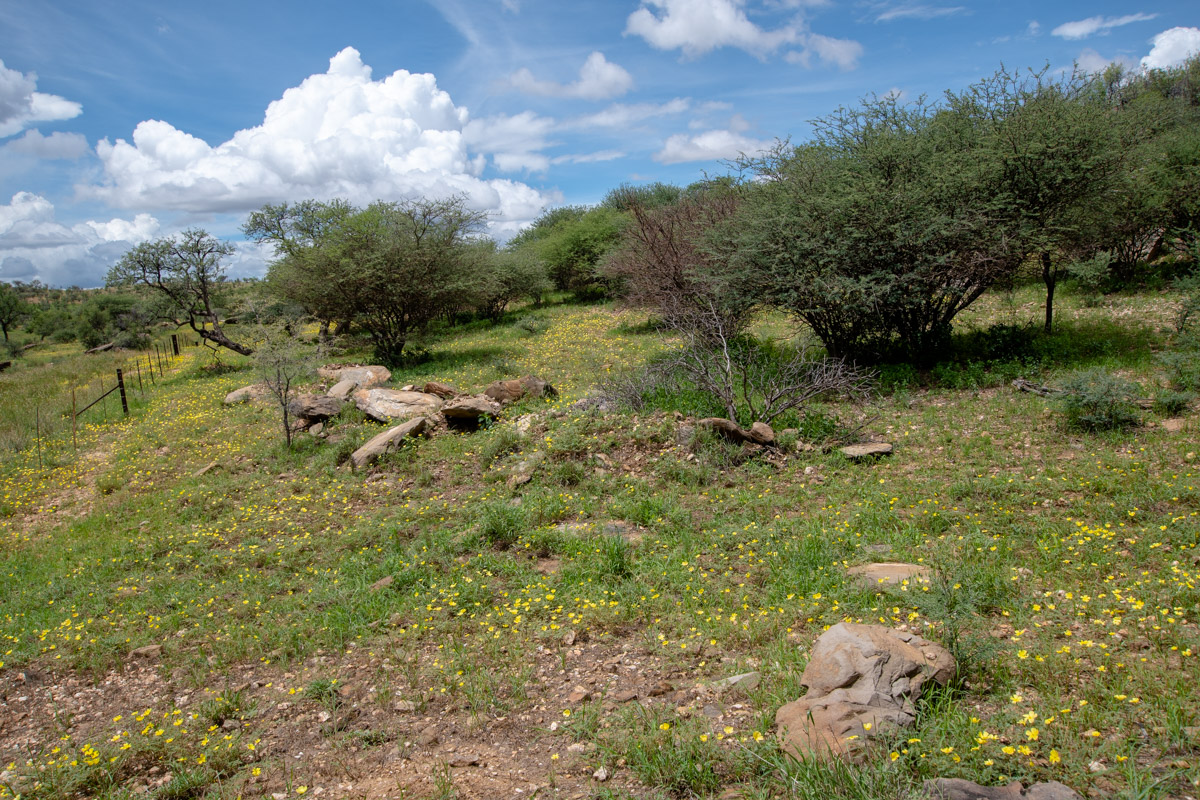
[0,287,1198,798]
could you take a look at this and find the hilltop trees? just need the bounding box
[107,229,253,355]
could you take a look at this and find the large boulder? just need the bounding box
[287,393,345,423]
[354,388,443,423]
[443,395,502,427]
[317,365,392,389]
[348,418,429,470]
[776,623,955,761]
[484,375,557,405]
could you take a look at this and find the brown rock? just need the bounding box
[846,562,932,590]
[448,753,480,767]
[288,393,345,422]
[353,389,443,423]
[1162,418,1187,432]
[317,365,391,388]
[223,384,270,405]
[327,379,358,400]
[131,644,163,659]
[443,395,502,425]
[484,375,557,404]
[776,623,954,761]
[348,417,429,470]
[568,686,592,703]
[696,417,753,443]
[749,421,776,445]
[922,779,1082,800]
[840,442,893,460]
[423,381,459,399]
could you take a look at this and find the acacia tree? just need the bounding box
[107,229,252,355]
[0,282,27,342]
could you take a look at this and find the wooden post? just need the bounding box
[136,359,144,393]
[156,344,163,376]
[116,369,129,415]
[171,334,180,356]
[71,388,77,452]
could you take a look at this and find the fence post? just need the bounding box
[156,344,163,376]
[171,334,180,356]
[136,359,144,393]
[116,369,129,416]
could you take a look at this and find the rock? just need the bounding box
[612,689,639,703]
[317,365,391,389]
[484,375,557,404]
[354,389,443,423]
[1162,418,1187,432]
[443,395,502,427]
[370,575,394,592]
[775,623,954,761]
[327,379,358,400]
[568,686,592,703]
[348,417,429,470]
[131,644,163,659]
[696,417,754,443]
[194,461,221,477]
[715,671,761,692]
[288,393,345,423]
[922,779,1082,800]
[224,384,270,405]
[85,342,115,354]
[393,700,417,712]
[448,753,479,767]
[749,422,776,445]
[839,442,893,460]
[846,562,932,590]
[417,727,439,746]
[309,422,324,436]
[423,381,459,399]
[593,766,609,782]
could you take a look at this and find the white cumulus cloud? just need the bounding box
[510,52,634,100]
[78,47,554,237]
[625,0,800,59]
[569,98,692,129]
[0,59,83,138]
[1051,13,1157,40]
[2,129,89,159]
[0,192,159,287]
[654,127,773,164]
[785,33,864,69]
[1141,27,1200,70]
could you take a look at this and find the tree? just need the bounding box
[251,320,315,448]
[509,205,626,299]
[0,282,27,342]
[736,94,1019,362]
[108,230,252,355]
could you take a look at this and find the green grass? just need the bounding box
[1,290,1198,798]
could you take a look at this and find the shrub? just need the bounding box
[1154,389,1194,415]
[513,315,549,335]
[1056,368,1142,431]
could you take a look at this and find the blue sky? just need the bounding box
[0,0,1197,287]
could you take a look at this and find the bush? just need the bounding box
[1154,389,1194,415]
[513,315,549,335]
[1056,369,1143,431]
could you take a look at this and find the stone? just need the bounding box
[775,623,954,761]
[749,421,776,445]
[131,644,163,659]
[484,375,557,404]
[194,461,220,477]
[353,389,443,423]
[327,379,358,400]
[696,417,754,443]
[370,575,394,592]
[847,562,932,590]
[288,393,345,423]
[348,417,429,470]
[443,395,502,426]
[715,671,761,692]
[423,381,459,399]
[393,700,417,712]
[568,686,592,703]
[317,365,391,388]
[1162,418,1187,432]
[448,753,479,767]
[839,442,893,460]
[223,384,269,405]
[922,779,1082,800]
[593,766,609,782]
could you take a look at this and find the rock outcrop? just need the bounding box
[353,389,443,423]
[317,365,391,389]
[287,393,345,425]
[484,375,557,404]
[776,622,955,761]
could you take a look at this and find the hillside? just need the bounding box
[0,287,1197,800]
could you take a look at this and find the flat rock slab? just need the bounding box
[840,442,893,460]
[847,562,932,590]
[354,388,443,423]
[423,381,459,399]
[923,779,1082,800]
[484,375,557,404]
[776,622,954,761]
[224,384,270,405]
[443,395,502,423]
[317,365,391,388]
[288,393,345,422]
[327,379,359,400]
[348,417,428,470]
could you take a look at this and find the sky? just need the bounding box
[0,1,1197,288]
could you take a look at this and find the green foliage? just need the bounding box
[1056,368,1143,431]
[1153,389,1194,416]
[0,282,28,341]
[510,205,626,299]
[478,500,528,550]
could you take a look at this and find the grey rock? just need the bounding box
[223,384,269,405]
[317,365,391,389]
[354,388,443,423]
[443,395,502,425]
[348,417,429,470]
[840,442,893,460]
[327,379,358,400]
[922,779,1082,800]
[287,393,344,422]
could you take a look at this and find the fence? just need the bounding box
[27,332,199,467]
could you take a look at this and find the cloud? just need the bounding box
[510,52,634,100]
[1027,20,1041,36]
[2,129,89,159]
[1141,27,1200,70]
[1075,48,1136,74]
[569,98,692,129]
[78,47,554,237]
[785,33,864,69]
[654,127,773,163]
[0,59,82,138]
[874,4,964,22]
[0,192,160,287]
[1051,13,1157,40]
[464,111,556,173]
[625,0,800,59]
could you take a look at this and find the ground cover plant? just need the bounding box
[0,278,1197,799]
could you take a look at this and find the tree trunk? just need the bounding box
[1042,251,1056,334]
[200,324,254,355]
